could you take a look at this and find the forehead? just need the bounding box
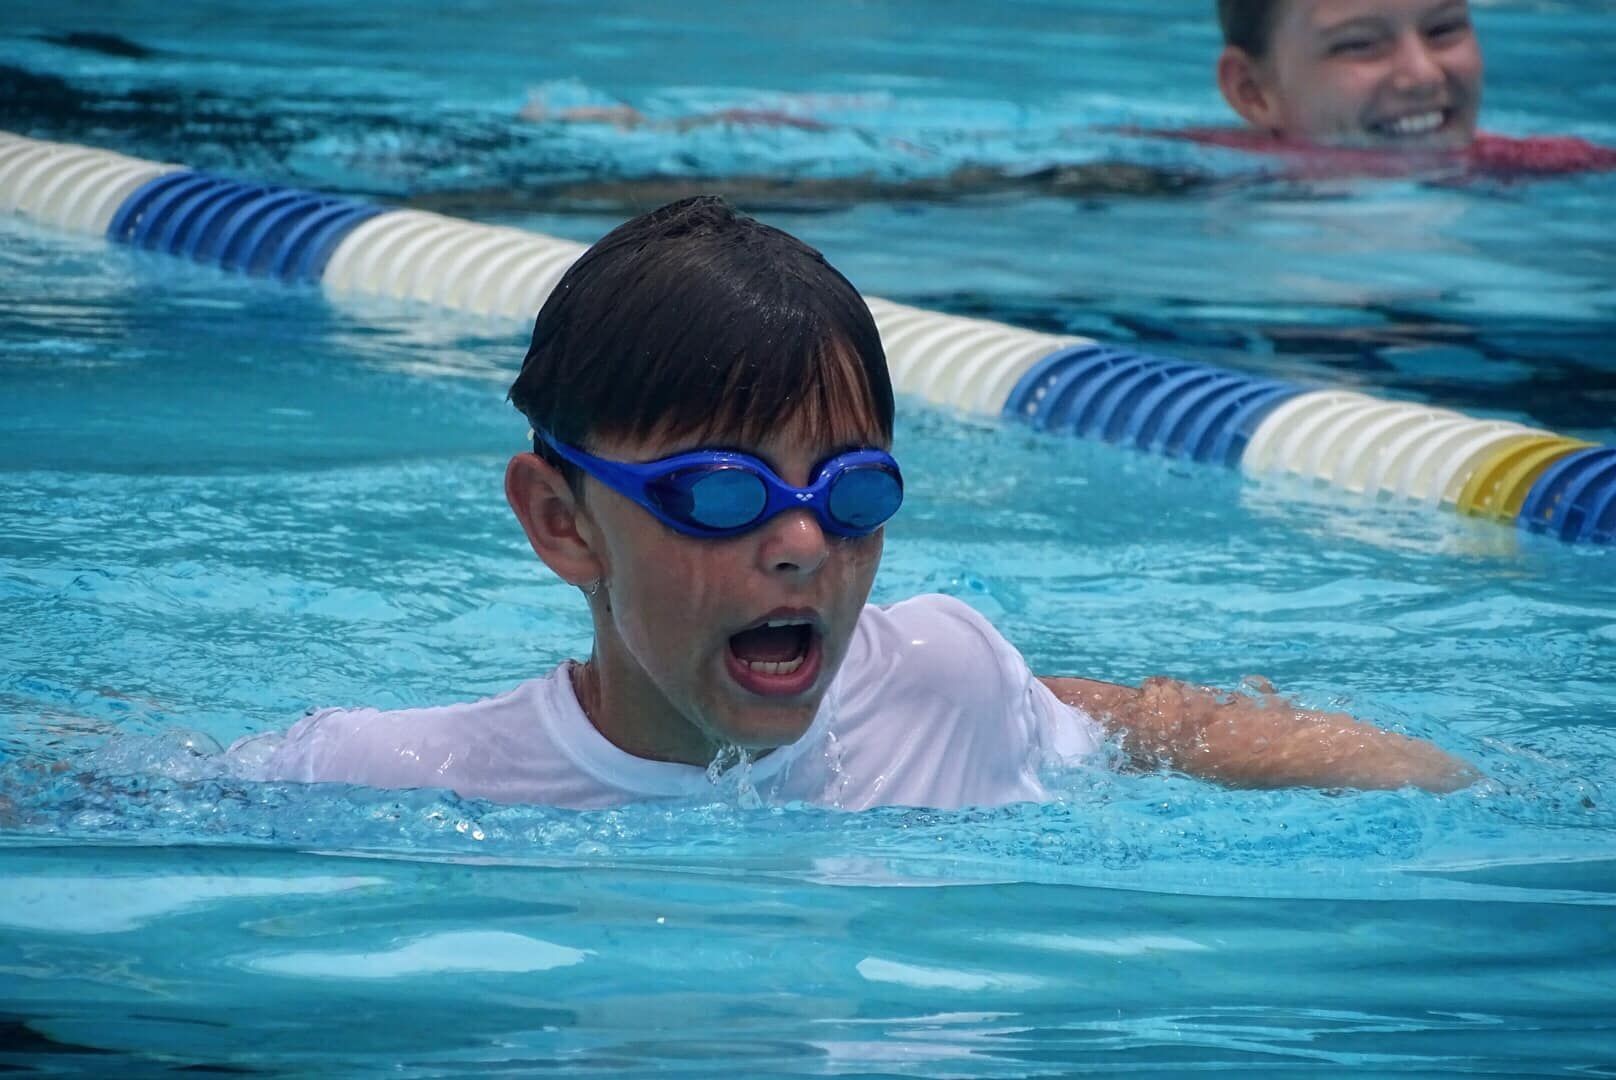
[591,373,891,464]
[1278,0,1463,35]
[662,405,890,461]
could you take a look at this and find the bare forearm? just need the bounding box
[1042,676,1477,793]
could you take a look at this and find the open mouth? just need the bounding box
[725,615,823,697]
[1369,108,1450,140]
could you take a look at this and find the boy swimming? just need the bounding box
[238,196,1475,810]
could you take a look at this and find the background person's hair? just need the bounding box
[1217,0,1282,59]
[509,195,894,486]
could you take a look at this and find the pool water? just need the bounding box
[2,1,1615,1075]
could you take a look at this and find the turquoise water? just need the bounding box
[3,1,1616,1074]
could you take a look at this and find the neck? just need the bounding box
[570,648,721,767]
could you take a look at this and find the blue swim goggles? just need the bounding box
[533,430,904,539]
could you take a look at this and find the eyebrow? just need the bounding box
[1416,0,1468,23]
[1312,10,1387,38]
[1421,0,1469,24]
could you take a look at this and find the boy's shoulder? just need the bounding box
[801,592,1095,810]
[239,673,573,798]
[836,592,1052,742]
[849,592,1024,685]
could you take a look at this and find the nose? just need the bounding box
[756,509,829,579]
[1390,32,1444,96]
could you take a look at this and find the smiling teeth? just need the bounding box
[744,656,806,675]
[1387,111,1444,136]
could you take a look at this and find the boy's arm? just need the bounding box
[1040,676,1478,794]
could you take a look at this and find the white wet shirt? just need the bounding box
[235,594,1104,810]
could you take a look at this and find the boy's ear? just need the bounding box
[1216,46,1283,133]
[505,453,605,588]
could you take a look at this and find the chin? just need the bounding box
[717,701,822,752]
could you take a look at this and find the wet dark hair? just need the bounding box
[508,196,893,484]
[1217,0,1282,59]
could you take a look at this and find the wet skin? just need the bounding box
[1220,0,1483,151]
[506,420,885,767]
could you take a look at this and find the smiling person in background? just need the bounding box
[1216,0,1482,151]
[1199,0,1616,175]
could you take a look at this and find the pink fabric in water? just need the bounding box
[1146,127,1616,180]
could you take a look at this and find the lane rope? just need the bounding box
[2,130,1608,546]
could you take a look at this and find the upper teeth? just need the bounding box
[1386,111,1443,136]
[744,657,805,675]
[764,618,808,627]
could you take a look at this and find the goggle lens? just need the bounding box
[652,467,769,530]
[827,466,903,531]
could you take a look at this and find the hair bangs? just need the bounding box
[700,334,890,454]
[619,276,891,454]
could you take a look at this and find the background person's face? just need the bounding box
[1261,0,1483,149]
